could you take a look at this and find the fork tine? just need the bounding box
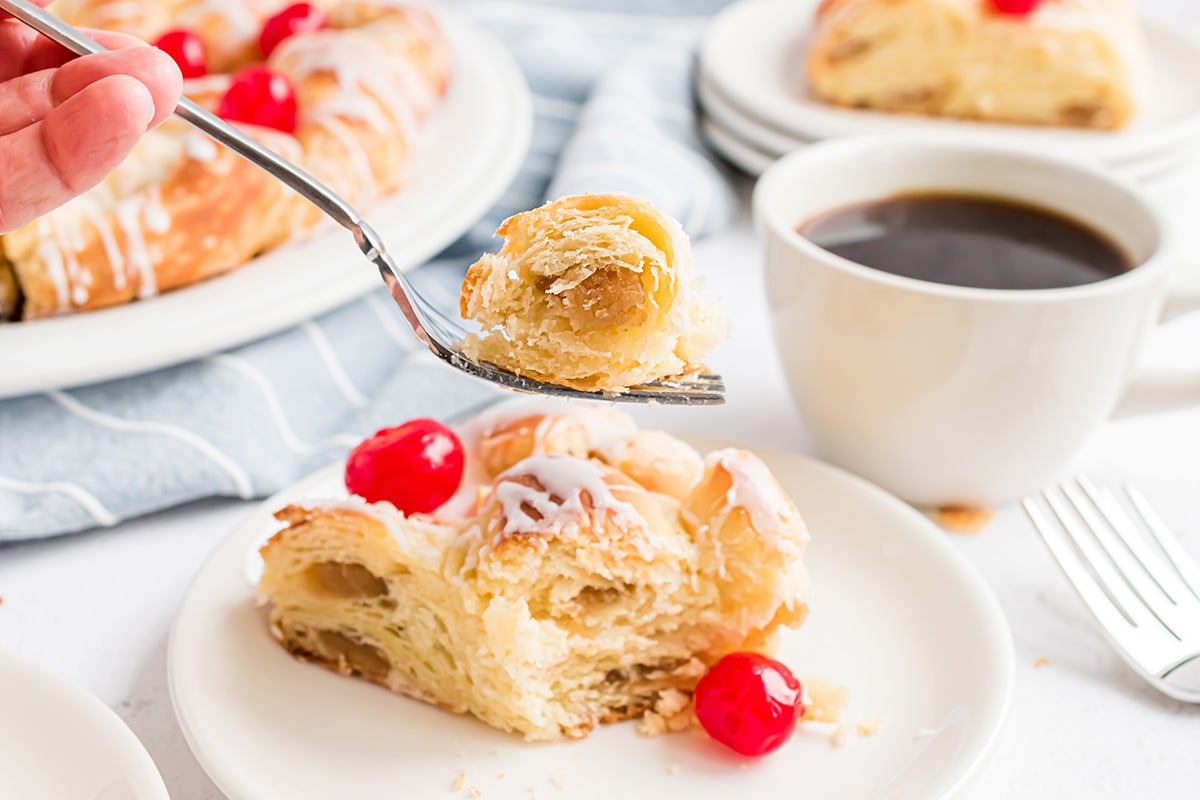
[1064,480,1190,639]
[1042,488,1165,633]
[1126,485,1200,603]
[1077,478,1197,611]
[641,376,726,392]
[395,273,725,404]
[1024,497,1149,655]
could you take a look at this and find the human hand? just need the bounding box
[0,1,182,234]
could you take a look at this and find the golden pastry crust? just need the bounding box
[807,0,1146,129]
[2,121,299,318]
[459,194,728,392]
[2,0,451,319]
[258,406,812,741]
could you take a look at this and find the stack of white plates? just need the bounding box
[698,0,1200,184]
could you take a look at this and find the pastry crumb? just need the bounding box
[549,772,566,790]
[1033,657,1052,669]
[933,505,993,534]
[637,688,694,736]
[666,764,682,776]
[468,788,482,798]
[452,772,467,792]
[496,772,505,780]
[856,718,883,737]
[800,676,849,723]
[830,724,853,748]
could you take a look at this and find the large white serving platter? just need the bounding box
[0,11,531,399]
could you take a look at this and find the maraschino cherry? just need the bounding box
[153,29,208,79]
[693,652,807,757]
[344,419,465,514]
[988,0,1042,14]
[260,2,329,57]
[217,67,298,133]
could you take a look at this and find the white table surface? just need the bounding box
[4,3,1200,797]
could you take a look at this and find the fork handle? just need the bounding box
[0,0,373,240]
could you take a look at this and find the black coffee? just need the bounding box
[797,193,1133,290]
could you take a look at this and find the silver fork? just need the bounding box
[3,0,725,406]
[1023,478,1200,702]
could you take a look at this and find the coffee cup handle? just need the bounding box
[1113,280,1200,419]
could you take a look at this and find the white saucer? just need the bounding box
[0,650,168,800]
[700,0,1200,166]
[169,435,1013,800]
[0,9,532,399]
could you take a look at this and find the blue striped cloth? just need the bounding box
[0,0,738,541]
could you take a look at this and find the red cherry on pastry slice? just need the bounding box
[260,2,329,57]
[345,419,465,514]
[153,29,208,79]
[694,652,807,757]
[217,67,298,133]
[988,0,1042,14]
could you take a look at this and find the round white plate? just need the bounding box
[0,10,531,399]
[170,435,1013,800]
[698,70,813,157]
[701,101,1197,186]
[0,650,169,800]
[700,0,1200,166]
[701,115,778,177]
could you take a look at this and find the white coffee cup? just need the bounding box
[754,136,1200,507]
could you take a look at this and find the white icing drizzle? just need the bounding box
[323,494,407,540]
[77,198,127,290]
[176,0,263,43]
[51,206,93,307]
[398,5,443,52]
[493,454,646,538]
[182,75,234,96]
[113,197,157,299]
[143,187,171,235]
[34,219,70,312]
[185,133,219,163]
[273,20,439,197]
[438,399,639,520]
[310,494,454,562]
[312,112,379,196]
[706,449,807,551]
[89,0,146,26]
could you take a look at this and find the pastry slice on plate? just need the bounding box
[807,0,1148,129]
[258,405,811,741]
[459,194,728,393]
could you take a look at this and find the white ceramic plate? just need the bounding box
[701,115,778,177]
[0,11,531,399]
[697,70,813,157]
[169,435,1014,800]
[0,650,168,800]
[700,101,1197,185]
[700,0,1200,166]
